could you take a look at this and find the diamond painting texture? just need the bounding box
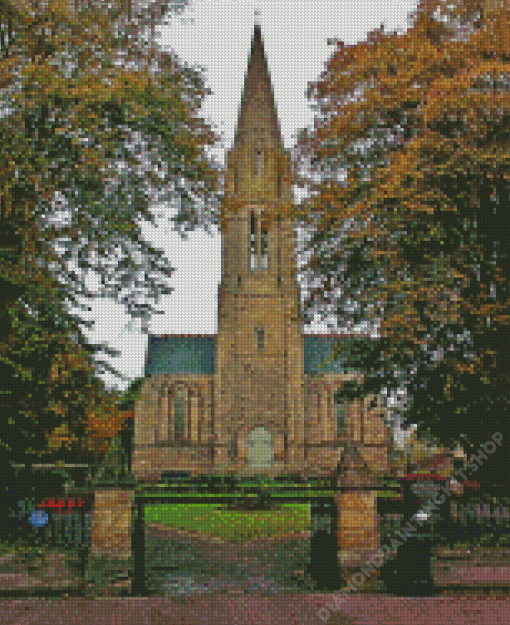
[1,1,510,624]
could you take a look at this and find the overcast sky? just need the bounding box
[80,0,419,401]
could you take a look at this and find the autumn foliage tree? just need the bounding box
[0,0,220,464]
[294,0,510,495]
[44,344,132,463]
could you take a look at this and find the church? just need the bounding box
[132,23,393,482]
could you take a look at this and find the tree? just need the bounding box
[0,0,221,463]
[293,0,510,495]
[83,377,143,460]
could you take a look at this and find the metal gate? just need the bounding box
[8,495,92,582]
[452,498,510,546]
[309,499,341,591]
[15,497,92,552]
[132,487,337,596]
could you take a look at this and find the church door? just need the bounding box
[247,427,274,468]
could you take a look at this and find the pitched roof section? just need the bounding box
[303,334,376,374]
[146,335,216,376]
[233,23,284,151]
[145,333,376,377]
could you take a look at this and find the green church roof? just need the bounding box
[146,335,216,376]
[145,333,375,377]
[303,334,375,374]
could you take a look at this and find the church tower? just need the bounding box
[214,23,305,473]
[134,19,393,485]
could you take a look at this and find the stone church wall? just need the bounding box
[133,370,392,480]
[302,373,391,477]
[133,374,215,481]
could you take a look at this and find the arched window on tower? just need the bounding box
[261,224,268,270]
[250,211,257,271]
[250,211,268,272]
[254,150,264,177]
[255,327,265,351]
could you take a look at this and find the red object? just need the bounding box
[463,480,480,488]
[399,473,448,481]
[40,496,85,508]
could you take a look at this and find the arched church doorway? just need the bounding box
[247,427,274,468]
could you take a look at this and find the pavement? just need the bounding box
[1,594,510,625]
[432,546,510,591]
[2,544,510,623]
[434,563,510,588]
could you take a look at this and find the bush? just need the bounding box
[287,473,306,484]
[83,554,131,597]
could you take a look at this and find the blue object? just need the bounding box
[29,510,49,528]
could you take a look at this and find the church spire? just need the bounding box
[225,20,292,209]
[233,21,284,151]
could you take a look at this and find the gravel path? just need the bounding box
[145,524,314,596]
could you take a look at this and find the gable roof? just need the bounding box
[145,332,377,377]
[303,334,376,374]
[146,335,216,376]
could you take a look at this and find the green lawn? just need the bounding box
[145,503,311,542]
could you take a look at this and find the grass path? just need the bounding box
[144,503,311,542]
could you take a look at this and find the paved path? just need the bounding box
[1,594,510,625]
[432,547,510,589]
[441,546,510,566]
[434,563,510,587]
[144,525,312,595]
[3,543,510,596]
[321,595,510,625]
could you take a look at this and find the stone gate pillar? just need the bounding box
[91,488,134,560]
[335,444,380,591]
[90,417,137,563]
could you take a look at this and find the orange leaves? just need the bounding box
[298,3,510,464]
[46,0,76,19]
[0,55,20,89]
[327,104,371,149]
[85,405,132,454]
[471,3,510,58]
[423,60,510,132]
[108,68,150,102]
[312,8,510,177]
[86,403,121,436]
[494,314,510,324]
[46,423,78,452]
[366,137,431,209]
[319,24,441,126]
[454,361,477,375]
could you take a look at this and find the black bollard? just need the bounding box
[309,529,342,591]
[382,481,436,597]
[398,532,434,596]
[466,507,482,546]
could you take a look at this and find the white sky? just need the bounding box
[80,0,419,394]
